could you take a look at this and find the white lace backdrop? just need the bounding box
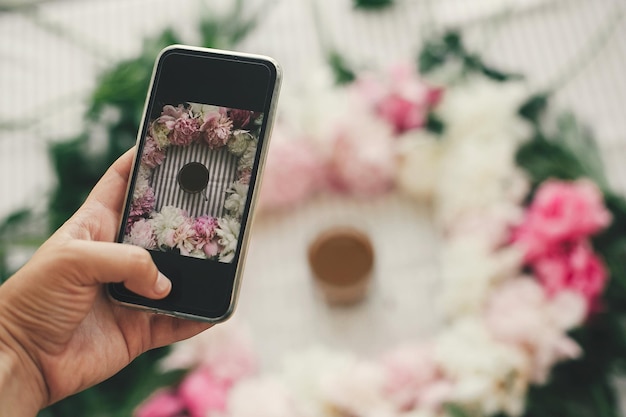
[0,0,625,406]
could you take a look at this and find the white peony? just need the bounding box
[216,217,240,263]
[228,377,296,417]
[322,360,396,417]
[440,237,523,319]
[435,318,530,417]
[133,165,152,201]
[224,182,249,219]
[280,348,355,417]
[228,130,254,156]
[151,206,188,248]
[436,77,530,146]
[435,135,530,231]
[396,131,443,202]
[238,139,257,171]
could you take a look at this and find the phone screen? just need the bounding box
[109,48,280,321]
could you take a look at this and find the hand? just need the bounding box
[0,148,211,416]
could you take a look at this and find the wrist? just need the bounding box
[0,289,48,416]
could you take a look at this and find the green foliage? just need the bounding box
[424,112,445,135]
[419,30,521,83]
[518,93,550,126]
[328,50,357,85]
[353,0,394,9]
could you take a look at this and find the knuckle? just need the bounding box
[129,248,155,277]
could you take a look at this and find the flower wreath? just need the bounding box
[134,34,626,417]
[124,103,261,263]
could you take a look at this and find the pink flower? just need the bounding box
[326,125,396,197]
[142,136,166,168]
[381,344,451,411]
[193,215,220,257]
[173,219,198,256]
[178,368,230,417]
[170,114,200,146]
[238,167,252,185]
[200,108,233,149]
[127,187,156,231]
[484,278,584,383]
[228,108,254,129]
[356,63,442,135]
[532,240,607,313]
[514,179,611,261]
[160,321,258,383]
[126,219,157,250]
[258,135,325,211]
[134,389,185,417]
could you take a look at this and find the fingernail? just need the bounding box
[154,272,172,294]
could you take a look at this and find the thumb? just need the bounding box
[56,240,171,299]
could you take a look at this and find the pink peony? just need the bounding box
[228,108,254,129]
[134,389,185,417]
[484,278,584,383]
[160,321,257,383]
[326,127,396,197]
[127,187,156,232]
[178,368,230,417]
[381,344,451,411]
[170,114,200,146]
[356,63,442,135]
[200,109,233,149]
[514,179,611,261]
[173,219,198,256]
[142,136,166,168]
[193,215,220,257]
[238,167,252,185]
[258,137,325,211]
[126,219,157,250]
[532,240,607,313]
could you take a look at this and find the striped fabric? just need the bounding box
[150,143,238,219]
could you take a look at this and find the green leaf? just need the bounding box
[515,136,588,187]
[353,0,394,9]
[328,51,356,85]
[424,112,445,135]
[518,93,550,125]
[444,403,473,417]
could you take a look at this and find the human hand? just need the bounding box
[0,148,211,416]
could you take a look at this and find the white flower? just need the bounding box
[238,139,257,171]
[433,78,531,235]
[151,206,188,248]
[280,348,355,417]
[224,182,249,219]
[133,166,152,201]
[216,217,240,262]
[396,131,443,202]
[322,360,396,417]
[440,237,523,318]
[437,78,530,146]
[435,136,529,231]
[228,130,253,156]
[228,377,296,417]
[188,103,221,118]
[435,318,530,417]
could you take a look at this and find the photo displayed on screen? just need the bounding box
[123,102,263,263]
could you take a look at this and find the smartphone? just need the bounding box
[108,45,281,322]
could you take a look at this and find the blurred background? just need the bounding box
[0,0,625,415]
